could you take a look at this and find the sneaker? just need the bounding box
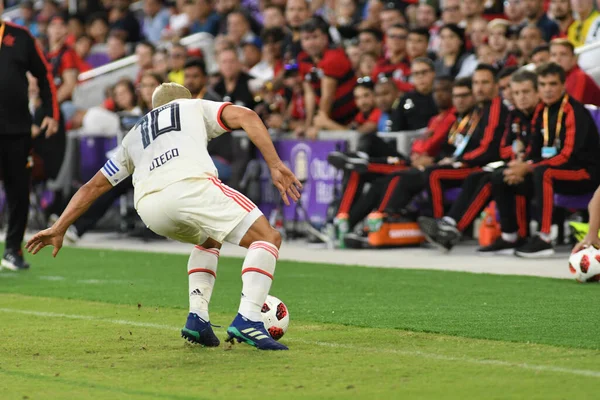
[64,226,80,244]
[477,237,526,256]
[181,313,220,347]
[1,249,30,271]
[327,151,368,174]
[226,313,288,350]
[515,236,555,258]
[418,216,460,252]
[343,232,369,249]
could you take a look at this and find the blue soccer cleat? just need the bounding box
[226,313,288,350]
[181,313,220,347]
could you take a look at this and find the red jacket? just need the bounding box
[565,66,600,107]
[411,108,457,157]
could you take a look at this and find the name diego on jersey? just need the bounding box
[149,148,180,171]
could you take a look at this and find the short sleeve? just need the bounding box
[320,49,351,79]
[199,100,233,140]
[367,109,382,124]
[100,145,133,186]
[62,49,79,71]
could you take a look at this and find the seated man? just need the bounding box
[375,65,508,225]
[334,76,458,245]
[480,62,600,257]
[419,68,540,251]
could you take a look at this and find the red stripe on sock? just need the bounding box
[194,245,220,257]
[249,242,279,259]
[188,268,217,278]
[242,267,274,280]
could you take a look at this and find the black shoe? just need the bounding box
[1,249,30,271]
[418,216,460,252]
[327,151,368,173]
[477,237,526,256]
[343,232,369,249]
[515,236,555,258]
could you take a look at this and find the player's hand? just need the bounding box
[25,227,64,257]
[270,161,303,206]
[572,234,600,254]
[40,117,59,137]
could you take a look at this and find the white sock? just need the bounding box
[442,216,456,226]
[188,245,219,321]
[501,232,518,243]
[238,241,278,322]
[539,233,552,242]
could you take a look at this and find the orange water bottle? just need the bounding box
[479,202,501,247]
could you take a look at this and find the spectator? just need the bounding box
[142,0,171,43]
[283,0,311,60]
[441,0,462,25]
[184,57,221,100]
[460,0,485,32]
[550,0,574,36]
[497,65,519,107]
[487,19,518,68]
[109,0,142,43]
[391,57,439,131]
[66,14,86,47]
[313,77,381,135]
[87,13,110,44]
[135,41,156,83]
[379,2,406,33]
[226,10,256,47]
[568,0,599,47]
[213,48,256,108]
[297,17,357,138]
[73,35,94,72]
[152,48,169,80]
[484,62,600,257]
[333,0,359,28]
[13,1,39,37]
[358,52,379,80]
[104,33,127,65]
[358,28,384,59]
[346,41,362,71]
[167,44,187,84]
[549,38,600,106]
[434,24,477,78]
[46,16,81,121]
[189,0,221,36]
[416,1,438,29]
[359,0,384,30]
[504,0,527,31]
[242,37,263,71]
[374,77,400,132]
[164,0,192,39]
[523,0,560,41]
[372,24,412,92]
[469,17,489,50]
[517,24,544,62]
[248,27,285,91]
[263,5,286,29]
[530,44,550,65]
[407,27,432,61]
[138,72,164,113]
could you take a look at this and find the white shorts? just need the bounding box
[136,177,263,245]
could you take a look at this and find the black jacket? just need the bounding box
[528,94,600,180]
[499,107,535,161]
[457,96,508,166]
[0,22,58,135]
[391,90,438,131]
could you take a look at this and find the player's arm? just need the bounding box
[26,172,113,257]
[221,105,302,205]
[573,185,600,253]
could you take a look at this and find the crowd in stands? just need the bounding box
[4,0,600,256]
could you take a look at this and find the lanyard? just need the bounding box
[0,23,5,51]
[449,113,471,144]
[542,94,568,146]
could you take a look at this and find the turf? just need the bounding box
[1,244,600,399]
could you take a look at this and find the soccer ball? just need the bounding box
[261,295,290,340]
[568,246,600,283]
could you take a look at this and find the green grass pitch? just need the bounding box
[1,244,600,399]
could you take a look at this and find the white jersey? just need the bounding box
[100,98,232,206]
[578,17,600,71]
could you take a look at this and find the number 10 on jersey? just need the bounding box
[139,103,182,149]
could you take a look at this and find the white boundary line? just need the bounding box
[1,307,599,378]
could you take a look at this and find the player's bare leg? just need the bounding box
[181,238,222,347]
[226,216,288,350]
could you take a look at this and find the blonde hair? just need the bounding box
[152,82,192,108]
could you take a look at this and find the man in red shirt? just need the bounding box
[297,17,357,138]
[550,38,600,106]
[46,15,80,119]
[371,23,413,93]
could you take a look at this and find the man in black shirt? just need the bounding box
[391,57,438,131]
[0,12,59,270]
[213,48,256,110]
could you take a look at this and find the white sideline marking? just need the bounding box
[1,307,599,378]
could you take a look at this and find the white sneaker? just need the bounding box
[64,226,80,244]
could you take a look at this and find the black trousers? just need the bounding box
[357,133,402,159]
[0,135,32,252]
[492,165,599,235]
[446,171,493,232]
[73,177,133,236]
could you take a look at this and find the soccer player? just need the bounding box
[26,83,302,351]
